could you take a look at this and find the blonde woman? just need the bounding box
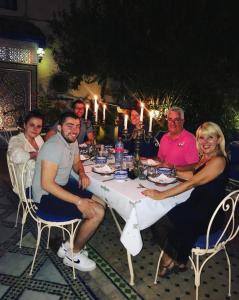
[143,122,228,276]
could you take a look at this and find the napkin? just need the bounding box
[152,174,175,184]
[94,165,113,173]
[120,207,143,256]
[80,154,88,160]
[146,159,158,166]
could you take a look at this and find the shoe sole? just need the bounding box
[63,257,96,272]
[57,249,88,259]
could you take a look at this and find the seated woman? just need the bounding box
[142,122,228,276]
[8,111,44,191]
[119,108,158,158]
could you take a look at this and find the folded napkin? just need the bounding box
[79,143,87,148]
[152,174,175,184]
[146,159,158,166]
[94,165,113,173]
[80,154,88,160]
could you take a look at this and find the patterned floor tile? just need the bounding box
[19,290,61,300]
[0,284,10,298]
[17,232,36,248]
[34,258,67,285]
[0,252,33,276]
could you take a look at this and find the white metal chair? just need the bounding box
[19,160,82,279]
[6,153,28,247]
[154,190,239,300]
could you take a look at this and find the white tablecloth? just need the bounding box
[72,164,193,256]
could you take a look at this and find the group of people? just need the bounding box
[7,99,228,277]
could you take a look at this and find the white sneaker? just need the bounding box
[63,250,96,272]
[57,241,88,258]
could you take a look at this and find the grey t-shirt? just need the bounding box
[32,132,79,203]
[51,118,93,144]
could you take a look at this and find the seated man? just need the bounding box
[157,106,199,169]
[32,111,105,272]
[45,98,94,144]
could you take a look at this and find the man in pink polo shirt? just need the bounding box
[157,107,199,167]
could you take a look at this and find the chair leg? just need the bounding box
[194,254,200,300]
[19,210,28,248]
[47,226,51,249]
[224,247,231,297]
[154,250,164,284]
[15,202,21,228]
[191,250,194,269]
[69,223,76,279]
[30,222,42,276]
[62,227,66,240]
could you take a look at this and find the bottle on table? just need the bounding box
[115,137,124,169]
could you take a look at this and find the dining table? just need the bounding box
[71,159,193,285]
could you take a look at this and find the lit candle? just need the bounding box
[124,114,128,130]
[149,110,154,132]
[103,103,106,121]
[95,102,98,122]
[85,103,89,120]
[140,102,144,122]
[94,95,98,113]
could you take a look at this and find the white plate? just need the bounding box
[141,159,160,167]
[147,175,177,184]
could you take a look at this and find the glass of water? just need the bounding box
[147,166,156,177]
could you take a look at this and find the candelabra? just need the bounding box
[122,122,153,162]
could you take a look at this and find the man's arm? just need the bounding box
[72,154,90,189]
[41,160,95,217]
[41,160,79,204]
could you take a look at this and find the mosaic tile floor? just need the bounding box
[1,148,239,299]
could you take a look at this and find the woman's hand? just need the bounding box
[142,189,165,200]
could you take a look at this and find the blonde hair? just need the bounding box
[196,122,227,157]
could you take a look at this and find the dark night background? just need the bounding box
[49,0,239,139]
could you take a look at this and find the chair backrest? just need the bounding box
[204,190,239,250]
[6,152,20,194]
[19,159,38,222]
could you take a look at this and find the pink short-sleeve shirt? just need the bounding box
[157,129,199,166]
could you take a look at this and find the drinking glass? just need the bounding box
[147,166,156,177]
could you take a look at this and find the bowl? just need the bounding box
[114,170,128,180]
[95,156,107,165]
[155,167,173,176]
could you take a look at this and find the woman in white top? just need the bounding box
[8,111,44,189]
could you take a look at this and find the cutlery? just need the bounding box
[102,177,114,182]
[137,183,147,188]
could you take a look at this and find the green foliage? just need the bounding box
[49,0,239,139]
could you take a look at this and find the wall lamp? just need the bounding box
[37,47,45,63]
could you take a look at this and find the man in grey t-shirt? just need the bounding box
[45,98,94,144]
[33,112,104,272]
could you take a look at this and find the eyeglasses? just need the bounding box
[167,118,182,123]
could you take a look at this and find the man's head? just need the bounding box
[58,112,80,143]
[167,107,184,136]
[72,99,85,118]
